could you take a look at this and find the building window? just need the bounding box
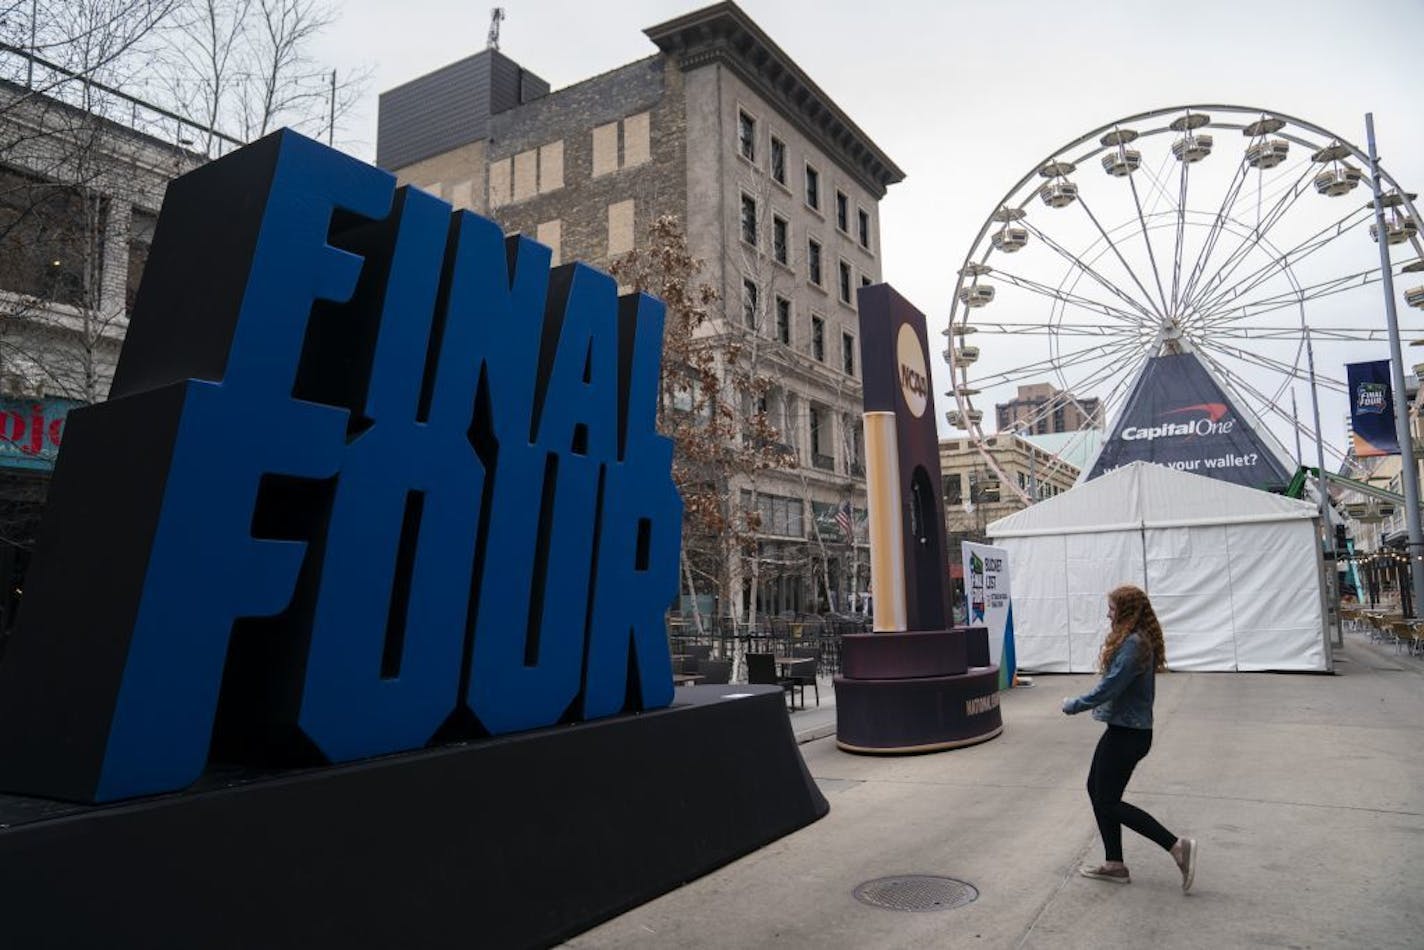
[742,278,759,329]
[623,112,651,167]
[775,296,791,344]
[810,406,823,455]
[842,331,855,376]
[861,274,872,288]
[811,315,825,361]
[771,135,786,185]
[740,193,758,247]
[592,122,619,177]
[858,208,871,250]
[488,158,512,207]
[126,209,157,313]
[738,109,756,162]
[944,473,963,504]
[805,163,820,211]
[539,141,564,192]
[839,259,852,305]
[836,190,849,232]
[807,238,823,286]
[607,199,635,256]
[772,214,788,265]
[536,219,562,265]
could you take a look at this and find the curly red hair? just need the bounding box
[1099,585,1167,674]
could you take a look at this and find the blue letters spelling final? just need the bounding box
[0,130,680,803]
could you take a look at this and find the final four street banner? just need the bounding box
[1086,352,1291,490]
[961,541,1015,690]
[1346,359,1400,457]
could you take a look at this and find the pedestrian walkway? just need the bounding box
[570,632,1424,949]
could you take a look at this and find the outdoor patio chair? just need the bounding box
[747,652,801,710]
[698,659,731,685]
[788,647,820,707]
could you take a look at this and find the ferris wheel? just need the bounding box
[944,104,1424,503]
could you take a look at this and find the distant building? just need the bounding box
[939,432,1079,569]
[995,382,1102,434]
[375,2,904,617]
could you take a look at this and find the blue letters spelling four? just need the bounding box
[94,132,679,800]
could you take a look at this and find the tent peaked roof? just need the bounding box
[988,461,1318,538]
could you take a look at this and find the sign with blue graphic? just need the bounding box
[1087,352,1290,489]
[1346,360,1399,457]
[0,130,681,803]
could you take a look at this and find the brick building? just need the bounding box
[376,2,903,618]
[995,382,1103,434]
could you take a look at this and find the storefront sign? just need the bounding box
[0,398,81,471]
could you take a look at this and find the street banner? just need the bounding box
[1346,359,1399,457]
[1086,352,1290,489]
[962,540,1015,690]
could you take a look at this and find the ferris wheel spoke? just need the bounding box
[1169,148,1191,313]
[1016,218,1161,325]
[1178,157,1251,309]
[1190,205,1377,320]
[1194,338,1345,392]
[1003,345,1144,438]
[1124,171,1174,316]
[1184,160,1318,316]
[971,339,1142,390]
[1074,193,1167,319]
[989,269,1152,327]
[1200,262,1401,327]
[1205,323,1398,343]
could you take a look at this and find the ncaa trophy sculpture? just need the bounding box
[834,285,1003,752]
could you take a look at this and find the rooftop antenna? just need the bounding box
[487,7,505,51]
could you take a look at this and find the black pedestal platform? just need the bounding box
[0,685,826,949]
[835,628,1003,753]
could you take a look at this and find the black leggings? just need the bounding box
[1087,725,1178,862]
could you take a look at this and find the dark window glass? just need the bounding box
[740,194,757,246]
[805,165,820,210]
[839,260,852,303]
[772,215,788,265]
[742,278,758,328]
[770,137,786,184]
[842,332,855,375]
[738,110,755,161]
[776,297,791,343]
[836,191,848,232]
[807,239,822,285]
[811,316,825,361]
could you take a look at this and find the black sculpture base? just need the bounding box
[835,629,1003,753]
[0,685,826,949]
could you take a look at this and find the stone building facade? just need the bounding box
[377,2,903,619]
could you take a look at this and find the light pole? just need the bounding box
[1366,112,1424,618]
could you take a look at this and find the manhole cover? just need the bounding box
[852,875,979,912]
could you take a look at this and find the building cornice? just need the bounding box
[644,2,904,199]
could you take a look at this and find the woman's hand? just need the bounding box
[1061,697,1078,715]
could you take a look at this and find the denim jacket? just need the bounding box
[1063,632,1155,729]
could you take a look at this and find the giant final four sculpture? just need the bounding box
[0,130,825,948]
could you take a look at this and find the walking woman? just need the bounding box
[1061,584,1197,891]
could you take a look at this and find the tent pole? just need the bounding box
[1305,326,1342,648]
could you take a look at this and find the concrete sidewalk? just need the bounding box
[569,633,1424,949]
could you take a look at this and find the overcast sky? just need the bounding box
[312,0,1424,459]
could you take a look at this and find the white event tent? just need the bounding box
[986,461,1330,673]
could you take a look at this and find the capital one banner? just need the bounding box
[962,541,1015,690]
[1346,359,1399,457]
[1087,352,1290,489]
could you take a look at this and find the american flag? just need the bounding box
[835,500,853,539]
